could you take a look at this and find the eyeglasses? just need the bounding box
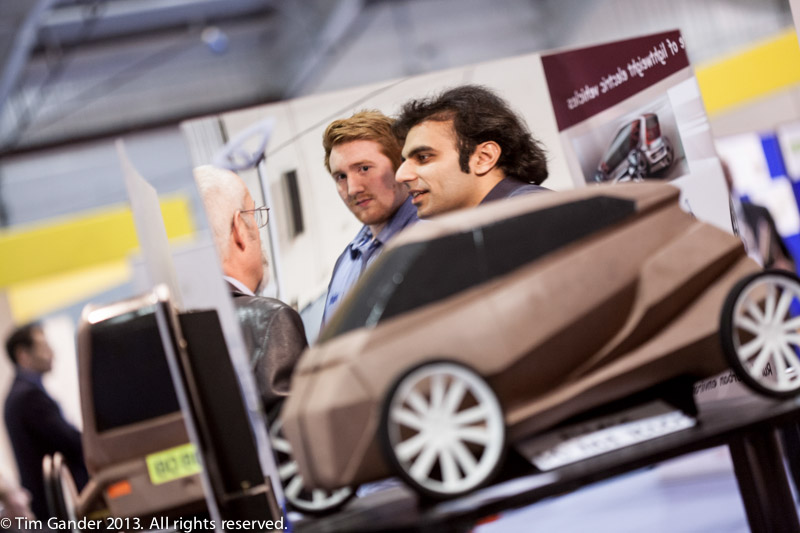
[240,206,270,228]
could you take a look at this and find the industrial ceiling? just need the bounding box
[0,0,793,154]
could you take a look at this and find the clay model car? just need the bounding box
[45,292,207,522]
[282,182,800,500]
[593,114,674,183]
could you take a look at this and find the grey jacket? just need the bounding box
[229,285,308,411]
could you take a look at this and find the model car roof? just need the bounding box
[390,182,681,248]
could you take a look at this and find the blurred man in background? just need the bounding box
[321,110,417,326]
[4,323,88,520]
[722,160,796,272]
[194,165,307,411]
[393,84,549,218]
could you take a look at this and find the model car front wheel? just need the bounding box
[721,270,800,398]
[381,361,505,499]
[268,409,355,515]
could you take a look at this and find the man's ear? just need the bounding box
[471,141,502,176]
[14,348,30,368]
[231,211,248,252]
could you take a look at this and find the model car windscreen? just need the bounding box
[89,305,180,432]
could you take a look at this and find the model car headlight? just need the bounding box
[296,328,371,375]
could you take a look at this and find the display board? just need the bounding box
[540,30,732,233]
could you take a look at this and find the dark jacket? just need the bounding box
[4,372,88,520]
[228,286,308,411]
[481,177,549,204]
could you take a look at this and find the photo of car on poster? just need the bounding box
[570,95,689,184]
[541,30,731,234]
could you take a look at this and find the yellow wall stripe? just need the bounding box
[696,29,800,116]
[0,196,194,288]
[7,260,131,323]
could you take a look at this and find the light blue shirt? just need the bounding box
[321,198,417,327]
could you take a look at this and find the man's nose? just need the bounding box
[347,174,365,196]
[395,161,413,184]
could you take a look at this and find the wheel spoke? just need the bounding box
[450,440,478,474]
[773,289,794,325]
[457,427,491,445]
[409,443,439,480]
[782,315,800,333]
[285,475,304,500]
[739,336,766,360]
[745,299,766,324]
[391,407,425,431]
[774,344,789,388]
[407,389,429,416]
[749,341,773,377]
[764,283,777,323]
[453,405,489,427]
[783,334,800,346]
[779,342,800,375]
[396,433,428,462]
[270,436,292,455]
[735,315,762,336]
[430,374,445,410]
[278,460,298,481]
[439,447,461,488]
[442,379,467,415]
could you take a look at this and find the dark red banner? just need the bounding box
[541,30,689,131]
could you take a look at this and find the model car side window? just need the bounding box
[481,196,637,278]
[89,306,180,432]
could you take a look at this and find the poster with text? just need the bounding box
[541,30,731,233]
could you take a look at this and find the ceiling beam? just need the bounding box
[0,0,55,111]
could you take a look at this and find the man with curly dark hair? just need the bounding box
[394,84,549,218]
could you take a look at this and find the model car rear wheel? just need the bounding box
[721,270,800,398]
[381,361,505,499]
[267,409,354,515]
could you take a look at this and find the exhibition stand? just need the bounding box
[295,394,800,533]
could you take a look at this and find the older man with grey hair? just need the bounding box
[194,165,307,411]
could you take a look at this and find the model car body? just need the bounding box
[282,183,800,499]
[593,114,674,183]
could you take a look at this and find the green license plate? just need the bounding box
[145,443,202,485]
